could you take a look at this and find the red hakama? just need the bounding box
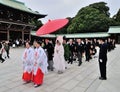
[22,72,32,82]
[32,47,48,86]
[32,68,44,85]
[22,47,34,83]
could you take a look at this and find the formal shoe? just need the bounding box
[58,71,63,74]
[99,77,107,80]
[51,68,54,71]
[78,62,82,66]
[1,60,5,63]
[23,81,31,84]
[101,77,107,80]
[34,84,41,88]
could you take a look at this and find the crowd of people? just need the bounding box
[0,36,116,87]
[0,38,29,63]
[21,36,116,87]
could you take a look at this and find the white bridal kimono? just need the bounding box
[53,44,65,72]
[94,46,100,58]
[22,47,34,81]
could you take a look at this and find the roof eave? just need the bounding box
[0,2,46,18]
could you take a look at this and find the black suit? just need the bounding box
[84,42,91,61]
[43,42,54,70]
[0,43,2,49]
[99,43,108,79]
[68,43,75,64]
[44,43,54,60]
[76,43,84,66]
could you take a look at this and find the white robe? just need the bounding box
[33,47,48,75]
[0,45,7,59]
[53,44,65,71]
[94,46,100,58]
[22,47,34,73]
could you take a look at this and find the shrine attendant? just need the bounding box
[32,41,48,87]
[22,42,34,83]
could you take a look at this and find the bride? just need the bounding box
[53,36,65,74]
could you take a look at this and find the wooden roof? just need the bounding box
[0,0,46,18]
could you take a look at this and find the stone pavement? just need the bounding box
[0,45,120,92]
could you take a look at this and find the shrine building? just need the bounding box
[0,0,46,41]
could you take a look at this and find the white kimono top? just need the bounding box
[33,47,48,75]
[22,47,34,73]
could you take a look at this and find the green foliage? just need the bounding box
[111,9,120,26]
[31,19,43,31]
[89,2,110,17]
[67,2,110,33]
[109,17,119,26]
[115,9,120,22]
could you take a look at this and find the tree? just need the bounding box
[115,9,120,22]
[67,2,110,33]
[89,2,110,17]
[111,9,120,26]
[31,19,43,31]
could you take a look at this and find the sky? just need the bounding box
[19,0,120,23]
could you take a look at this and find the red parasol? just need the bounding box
[36,19,69,35]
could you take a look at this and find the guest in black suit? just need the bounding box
[76,39,84,66]
[68,39,75,64]
[84,39,91,62]
[43,39,54,71]
[107,38,112,52]
[98,38,108,80]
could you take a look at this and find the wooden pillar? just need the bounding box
[7,29,10,41]
[22,26,26,41]
[7,24,12,41]
[29,30,31,41]
[22,30,24,41]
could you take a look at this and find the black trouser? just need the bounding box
[68,52,73,64]
[99,59,107,78]
[6,50,9,58]
[85,50,90,61]
[77,52,82,66]
[46,51,54,71]
[0,54,5,62]
[48,60,54,71]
